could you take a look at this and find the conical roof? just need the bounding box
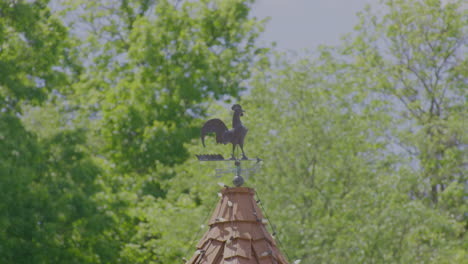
[187,187,289,264]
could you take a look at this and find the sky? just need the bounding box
[251,0,373,52]
[251,0,466,52]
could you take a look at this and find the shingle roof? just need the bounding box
[187,187,289,264]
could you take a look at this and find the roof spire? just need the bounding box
[189,105,289,263]
[186,187,289,264]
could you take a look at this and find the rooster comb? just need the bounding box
[231,104,243,111]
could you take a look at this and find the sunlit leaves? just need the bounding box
[63,0,265,173]
[235,1,467,262]
[3,0,466,263]
[0,0,68,109]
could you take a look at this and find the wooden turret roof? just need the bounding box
[187,187,289,264]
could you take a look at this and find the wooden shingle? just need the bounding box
[187,187,289,264]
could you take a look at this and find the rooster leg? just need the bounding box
[230,144,236,160]
[240,144,248,160]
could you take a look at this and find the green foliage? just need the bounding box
[1,1,118,263]
[0,112,117,263]
[1,0,466,263]
[63,0,265,173]
[240,0,467,262]
[0,0,68,109]
[243,54,466,262]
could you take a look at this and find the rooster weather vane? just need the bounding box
[196,104,262,187]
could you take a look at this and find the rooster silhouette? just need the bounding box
[201,104,248,160]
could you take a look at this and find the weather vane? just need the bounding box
[196,104,262,187]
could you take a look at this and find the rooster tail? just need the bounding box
[200,118,228,147]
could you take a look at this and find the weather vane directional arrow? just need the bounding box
[197,104,262,186]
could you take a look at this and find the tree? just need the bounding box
[350,0,467,206]
[0,0,68,111]
[4,0,465,263]
[40,0,267,262]
[1,1,118,262]
[239,0,467,262]
[62,0,266,173]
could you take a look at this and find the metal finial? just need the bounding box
[233,160,244,186]
[233,175,244,187]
